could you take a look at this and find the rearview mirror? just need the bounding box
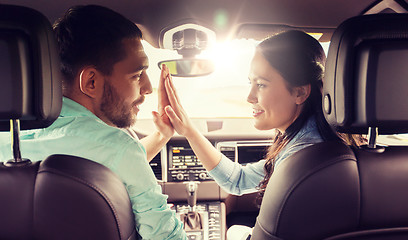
[158,59,214,77]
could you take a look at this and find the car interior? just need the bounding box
[1,0,408,240]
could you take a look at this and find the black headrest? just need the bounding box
[0,4,61,131]
[323,14,408,134]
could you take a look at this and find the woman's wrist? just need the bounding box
[184,126,200,141]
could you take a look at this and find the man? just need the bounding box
[0,5,186,240]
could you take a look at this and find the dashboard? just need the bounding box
[149,139,272,202]
[150,139,271,183]
[135,120,273,239]
[135,118,275,186]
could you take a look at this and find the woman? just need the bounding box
[163,30,343,239]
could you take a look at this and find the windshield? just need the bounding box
[136,39,408,145]
[139,39,330,120]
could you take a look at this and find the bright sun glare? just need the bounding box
[139,39,330,120]
[139,39,259,119]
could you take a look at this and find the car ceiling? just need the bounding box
[3,0,406,46]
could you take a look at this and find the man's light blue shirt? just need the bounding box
[0,97,186,240]
[209,116,323,196]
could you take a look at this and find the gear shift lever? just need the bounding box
[182,181,203,231]
[185,181,199,212]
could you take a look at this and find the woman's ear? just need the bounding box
[293,84,311,105]
[78,67,104,99]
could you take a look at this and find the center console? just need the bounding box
[158,140,270,240]
[172,202,224,240]
[163,142,226,240]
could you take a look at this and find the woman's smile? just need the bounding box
[252,108,265,117]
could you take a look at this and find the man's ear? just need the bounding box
[293,84,311,105]
[78,67,104,99]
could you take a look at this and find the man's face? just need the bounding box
[100,38,152,128]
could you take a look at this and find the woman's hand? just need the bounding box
[163,71,197,139]
[164,68,223,171]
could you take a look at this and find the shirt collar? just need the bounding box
[60,97,100,120]
[279,116,319,152]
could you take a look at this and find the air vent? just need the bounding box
[149,152,162,180]
[220,146,235,161]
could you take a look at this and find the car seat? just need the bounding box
[0,4,137,240]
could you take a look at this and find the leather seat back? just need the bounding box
[252,141,359,240]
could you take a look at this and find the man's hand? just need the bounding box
[158,64,172,125]
[152,64,174,139]
[163,70,196,139]
[163,64,223,171]
[140,65,174,162]
[151,111,174,139]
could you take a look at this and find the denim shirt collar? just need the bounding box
[276,116,320,159]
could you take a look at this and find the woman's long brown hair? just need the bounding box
[255,31,343,202]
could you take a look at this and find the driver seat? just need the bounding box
[0,5,137,239]
[251,13,408,240]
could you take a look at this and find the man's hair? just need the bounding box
[53,5,143,91]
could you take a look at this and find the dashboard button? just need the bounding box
[176,173,184,180]
[199,172,207,180]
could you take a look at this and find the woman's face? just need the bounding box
[247,51,302,133]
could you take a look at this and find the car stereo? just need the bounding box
[168,144,211,182]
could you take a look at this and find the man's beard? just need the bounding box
[100,80,138,128]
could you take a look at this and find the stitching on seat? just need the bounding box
[354,150,363,230]
[256,217,278,238]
